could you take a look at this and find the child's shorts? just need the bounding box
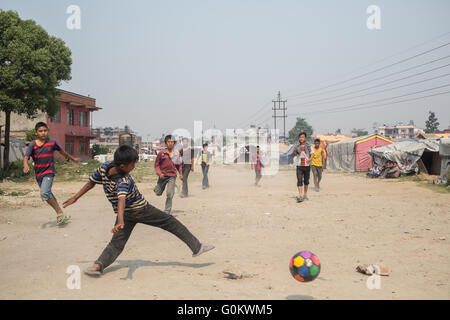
[37,176,56,201]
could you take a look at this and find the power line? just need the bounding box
[291,66,450,109]
[235,100,272,129]
[283,30,450,98]
[285,41,450,100]
[319,90,450,115]
[236,32,450,129]
[292,84,450,116]
[289,55,450,106]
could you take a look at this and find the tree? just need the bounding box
[288,117,313,143]
[425,111,440,133]
[335,128,342,135]
[92,144,110,156]
[0,10,72,168]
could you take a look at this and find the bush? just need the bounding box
[0,160,33,182]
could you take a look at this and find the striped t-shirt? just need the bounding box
[25,138,62,181]
[90,162,148,213]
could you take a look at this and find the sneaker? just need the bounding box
[303,195,309,200]
[314,187,319,192]
[56,214,71,226]
[296,196,303,203]
[192,243,215,257]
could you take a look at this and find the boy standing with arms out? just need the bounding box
[154,135,182,214]
[63,145,214,276]
[198,143,212,190]
[180,137,194,198]
[311,138,325,192]
[291,132,313,203]
[251,145,264,186]
[23,122,78,225]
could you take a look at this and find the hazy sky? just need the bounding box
[2,0,450,139]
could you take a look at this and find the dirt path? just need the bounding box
[0,164,449,299]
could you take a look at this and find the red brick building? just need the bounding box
[46,89,101,160]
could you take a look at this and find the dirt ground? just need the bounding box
[0,164,449,300]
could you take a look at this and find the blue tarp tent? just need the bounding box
[279,144,295,164]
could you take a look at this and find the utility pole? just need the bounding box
[272,91,287,142]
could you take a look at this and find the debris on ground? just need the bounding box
[356,264,390,276]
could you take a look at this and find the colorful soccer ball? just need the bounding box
[289,251,321,282]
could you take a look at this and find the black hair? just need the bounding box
[164,135,174,143]
[202,143,208,148]
[314,138,320,143]
[35,122,48,131]
[114,145,139,166]
[298,132,307,138]
[256,145,260,148]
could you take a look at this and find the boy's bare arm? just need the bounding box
[112,197,126,234]
[23,155,30,173]
[63,181,96,208]
[58,149,79,162]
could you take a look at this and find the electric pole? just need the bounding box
[272,91,287,142]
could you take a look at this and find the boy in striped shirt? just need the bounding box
[23,122,78,225]
[63,145,214,276]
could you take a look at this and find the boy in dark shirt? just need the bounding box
[63,145,214,276]
[154,135,183,214]
[23,122,78,225]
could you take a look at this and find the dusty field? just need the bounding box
[0,163,449,300]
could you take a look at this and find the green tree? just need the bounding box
[288,117,313,143]
[92,144,110,156]
[25,129,38,141]
[0,10,71,168]
[424,111,440,133]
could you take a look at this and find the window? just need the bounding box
[79,140,88,155]
[79,111,88,127]
[51,108,61,123]
[65,140,74,154]
[67,109,74,125]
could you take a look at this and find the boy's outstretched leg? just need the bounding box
[138,204,214,257]
[86,218,137,275]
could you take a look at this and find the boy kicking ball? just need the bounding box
[23,122,79,225]
[63,145,214,276]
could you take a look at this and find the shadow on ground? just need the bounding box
[78,259,215,280]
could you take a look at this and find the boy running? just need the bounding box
[180,137,194,198]
[291,132,313,203]
[251,145,264,186]
[311,138,325,192]
[198,143,212,189]
[23,122,78,225]
[154,135,183,214]
[63,145,214,276]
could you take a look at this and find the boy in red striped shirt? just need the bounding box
[23,122,79,225]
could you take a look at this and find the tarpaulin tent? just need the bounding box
[327,134,393,172]
[368,138,441,174]
[439,137,450,179]
[279,144,295,165]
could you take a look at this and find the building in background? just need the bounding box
[378,121,417,140]
[0,89,101,161]
[91,126,142,152]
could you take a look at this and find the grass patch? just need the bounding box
[54,159,102,182]
[0,160,34,182]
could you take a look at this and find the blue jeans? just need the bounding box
[37,176,56,201]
